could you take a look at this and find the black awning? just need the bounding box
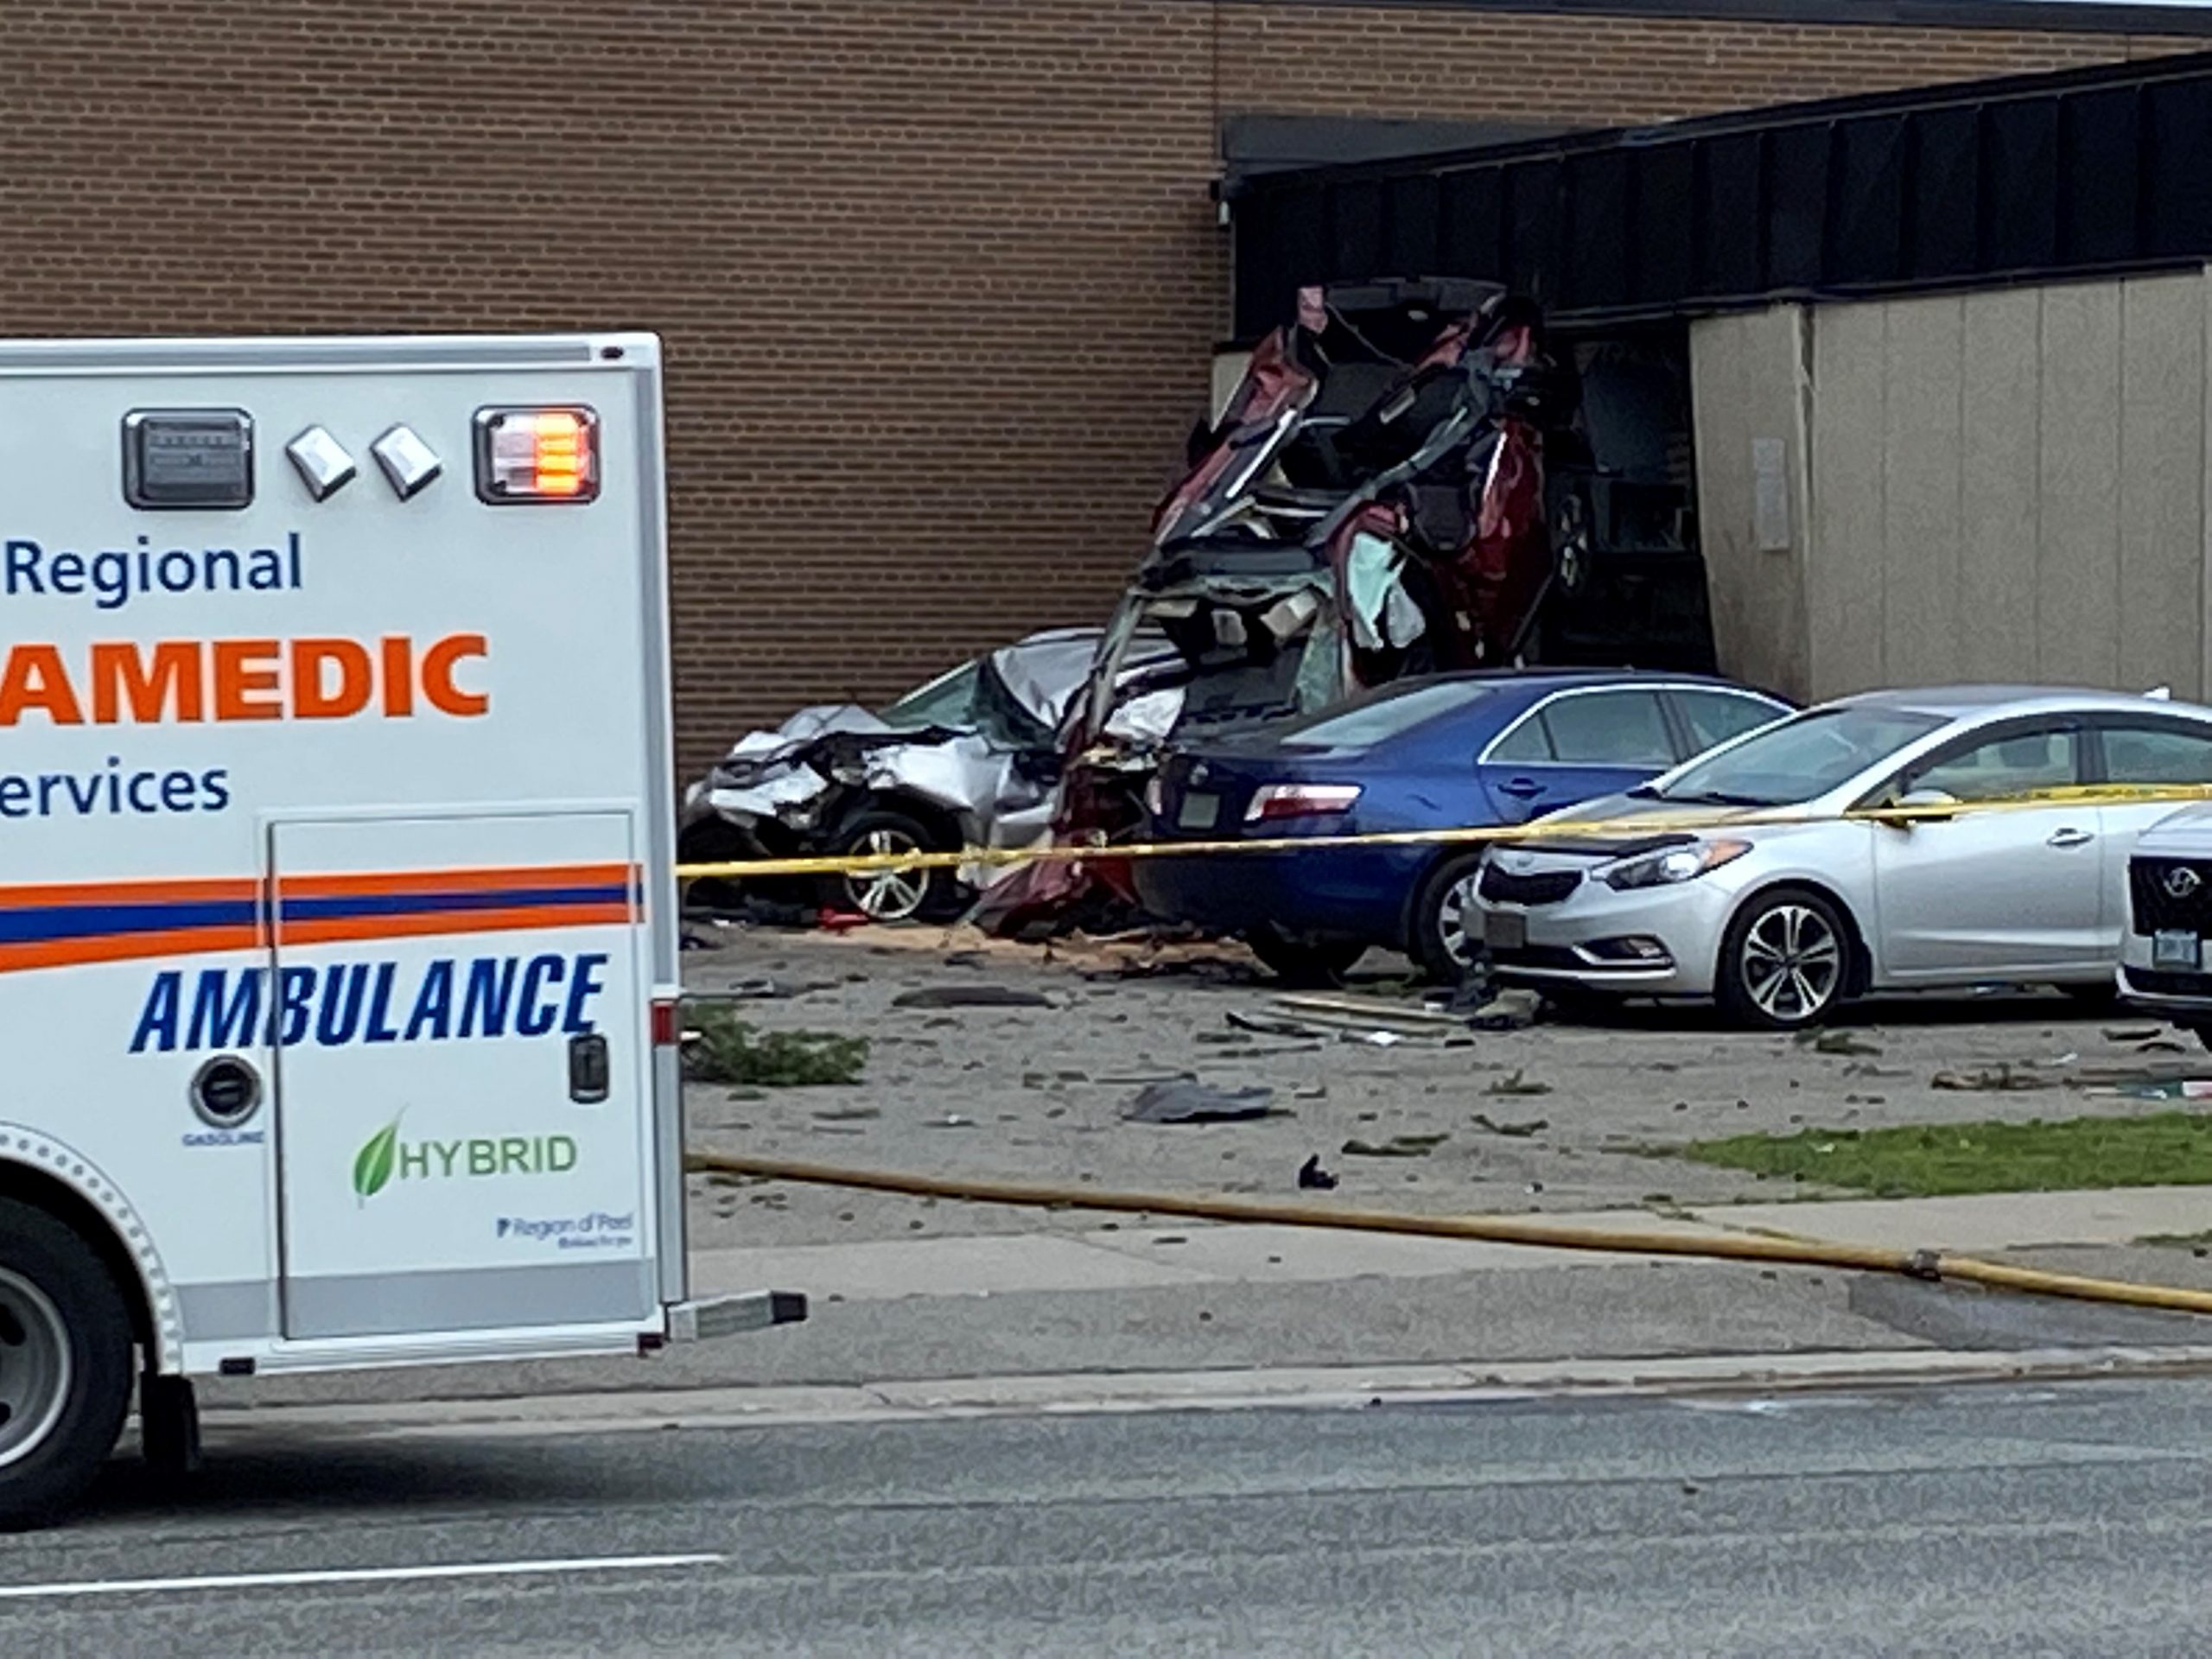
[1227,49,2212,336]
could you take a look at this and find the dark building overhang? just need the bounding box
[1225,49,2212,336]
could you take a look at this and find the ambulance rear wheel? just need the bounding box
[0,1200,134,1529]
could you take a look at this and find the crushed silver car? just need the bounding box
[680,628,1181,923]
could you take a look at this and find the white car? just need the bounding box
[1473,686,2212,1028]
[2118,802,2212,1044]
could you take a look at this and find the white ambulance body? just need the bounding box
[0,334,798,1524]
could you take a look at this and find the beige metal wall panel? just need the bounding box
[1880,296,1966,690]
[1807,302,1892,696]
[1688,306,1812,700]
[1697,272,2210,705]
[2036,283,2126,689]
[2115,276,2207,701]
[1956,289,2045,687]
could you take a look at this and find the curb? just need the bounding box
[196,1342,2212,1440]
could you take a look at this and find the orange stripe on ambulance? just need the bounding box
[0,634,490,725]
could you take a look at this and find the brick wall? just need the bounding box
[0,1,2195,774]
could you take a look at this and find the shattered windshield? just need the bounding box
[1649,705,1944,807]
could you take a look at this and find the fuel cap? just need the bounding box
[190,1055,263,1128]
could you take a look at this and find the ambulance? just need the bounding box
[0,334,802,1525]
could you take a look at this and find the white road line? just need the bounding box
[0,1552,724,1603]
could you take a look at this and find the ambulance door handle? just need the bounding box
[568,1033,611,1104]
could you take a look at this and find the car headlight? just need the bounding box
[1600,839,1752,891]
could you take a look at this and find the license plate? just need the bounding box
[2154,929,2202,969]
[1177,791,1220,831]
[1484,912,1528,950]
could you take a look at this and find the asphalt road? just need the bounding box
[6,1377,2212,1656]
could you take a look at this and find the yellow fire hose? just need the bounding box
[685,1151,2212,1319]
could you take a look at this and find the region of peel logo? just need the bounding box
[351,1118,579,1203]
[496,1211,636,1251]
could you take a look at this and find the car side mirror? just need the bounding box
[1876,786,1961,827]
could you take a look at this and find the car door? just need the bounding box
[2088,716,2212,944]
[1868,719,2105,982]
[1478,687,1677,824]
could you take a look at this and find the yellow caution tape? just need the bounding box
[677,781,2212,882]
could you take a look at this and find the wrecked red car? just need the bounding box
[974,277,1588,934]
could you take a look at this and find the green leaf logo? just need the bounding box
[353,1119,401,1202]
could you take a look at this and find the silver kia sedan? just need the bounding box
[1473,686,2212,1028]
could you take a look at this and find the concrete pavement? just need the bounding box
[28,1376,2212,1656]
[685,1183,2212,1304]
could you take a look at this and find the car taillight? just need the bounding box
[1244,783,1362,823]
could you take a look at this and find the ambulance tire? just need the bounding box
[0,1200,134,1530]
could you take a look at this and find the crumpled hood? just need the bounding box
[717,704,897,771]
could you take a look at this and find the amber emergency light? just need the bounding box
[474,406,601,504]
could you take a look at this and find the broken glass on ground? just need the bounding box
[1122,1080,1279,1124]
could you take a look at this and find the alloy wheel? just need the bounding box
[1432,869,1487,969]
[844,827,930,923]
[1739,902,1843,1023]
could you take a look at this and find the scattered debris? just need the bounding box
[1274,991,1468,1033]
[1342,1133,1450,1158]
[1485,1068,1553,1097]
[943,950,989,969]
[1471,1112,1549,1138]
[1297,1154,1339,1190]
[1226,1008,1332,1040]
[2135,1038,2190,1055]
[891,985,1057,1010]
[1799,1030,1884,1057]
[682,1004,868,1087]
[1122,1079,1278,1124]
[686,976,838,1002]
[1465,988,1541,1032]
[810,1105,880,1122]
[2094,1078,2212,1102]
[2104,1026,2167,1043]
[1929,1065,2056,1093]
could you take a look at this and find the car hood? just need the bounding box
[2136,801,2212,861]
[1497,792,1796,860]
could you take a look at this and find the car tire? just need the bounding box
[2057,982,2122,1014]
[827,807,964,925]
[1410,855,1490,985]
[0,1199,135,1530]
[1715,887,1853,1031]
[1247,930,1366,988]
[677,818,752,914]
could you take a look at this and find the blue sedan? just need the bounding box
[1135,670,1793,983]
